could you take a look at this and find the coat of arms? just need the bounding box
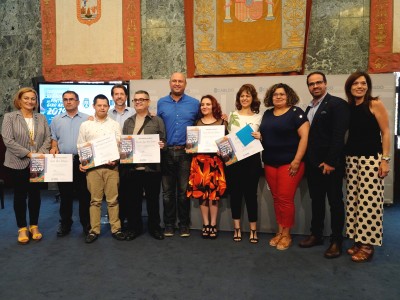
[77,0,101,25]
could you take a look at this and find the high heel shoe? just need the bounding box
[18,227,29,244]
[29,225,42,241]
[233,228,242,242]
[201,225,210,239]
[249,229,259,244]
[209,225,218,240]
[347,242,361,255]
[351,244,374,263]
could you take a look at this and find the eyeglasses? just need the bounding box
[132,98,149,103]
[307,80,324,87]
[272,93,286,97]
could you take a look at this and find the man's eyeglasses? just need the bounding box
[132,98,149,103]
[307,80,324,87]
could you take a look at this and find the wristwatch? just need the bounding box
[381,155,391,162]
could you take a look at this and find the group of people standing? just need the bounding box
[1,71,390,263]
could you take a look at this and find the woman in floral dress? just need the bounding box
[187,95,227,239]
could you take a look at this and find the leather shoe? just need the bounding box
[112,230,126,241]
[150,230,165,240]
[324,242,342,259]
[298,235,324,248]
[85,233,98,243]
[57,224,71,237]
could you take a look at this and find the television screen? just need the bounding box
[37,82,130,125]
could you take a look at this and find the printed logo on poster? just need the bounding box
[77,0,101,26]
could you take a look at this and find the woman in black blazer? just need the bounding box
[1,87,51,244]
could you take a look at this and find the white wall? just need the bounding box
[131,74,396,234]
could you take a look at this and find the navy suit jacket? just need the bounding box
[305,93,350,169]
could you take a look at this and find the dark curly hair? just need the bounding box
[263,83,300,107]
[235,84,260,113]
[344,71,377,106]
[200,94,222,119]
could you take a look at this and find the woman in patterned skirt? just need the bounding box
[187,95,228,239]
[344,71,391,262]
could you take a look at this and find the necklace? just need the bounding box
[25,117,35,145]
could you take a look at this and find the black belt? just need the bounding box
[167,145,186,150]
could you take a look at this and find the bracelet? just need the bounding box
[381,155,391,162]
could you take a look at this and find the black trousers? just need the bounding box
[306,164,345,241]
[226,154,261,223]
[58,156,91,230]
[11,167,41,228]
[120,168,162,232]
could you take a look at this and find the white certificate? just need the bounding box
[77,134,120,169]
[30,154,73,182]
[120,134,160,164]
[186,125,225,153]
[216,133,263,166]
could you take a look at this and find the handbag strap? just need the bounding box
[137,116,151,135]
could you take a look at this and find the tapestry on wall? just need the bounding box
[41,0,141,81]
[368,0,400,73]
[191,0,309,76]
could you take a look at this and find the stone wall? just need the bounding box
[0,0,370,126]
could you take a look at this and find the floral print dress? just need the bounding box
[187,119,227,204]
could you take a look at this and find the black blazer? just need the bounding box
[305,93,350,168]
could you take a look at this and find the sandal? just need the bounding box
[351,245,374,263]
[29,225,43,241]
[233,228,242,242]
[347,242,361,255]
[201,225,210,239]
[209,225,218,240]
[269,233,282,247]
[249,229,259,244]
[18,227,29,244]
[276,235,292,250]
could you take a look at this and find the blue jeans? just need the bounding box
[161,149,191,227]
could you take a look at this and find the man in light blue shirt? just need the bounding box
[108,84,134,128]
[157,72,199,237]
[50,90,91,237]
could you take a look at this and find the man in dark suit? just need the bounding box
[299,72,350,259]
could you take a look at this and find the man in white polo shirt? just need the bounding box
[77,94,125,243]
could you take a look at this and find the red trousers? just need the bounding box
[264,162,305,228]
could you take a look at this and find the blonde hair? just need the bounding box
[13,87,38,110]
